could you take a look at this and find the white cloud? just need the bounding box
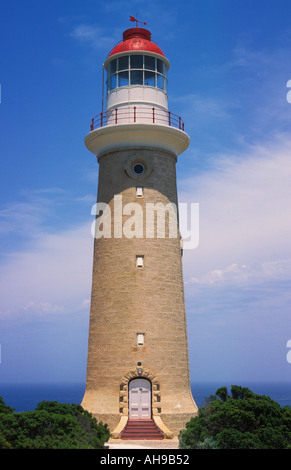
[0,188,94,322]
[70,23,119,51]
[0,188,73,239]
[0,222,93,320]
[180,135,291,287]
[22,301,66,316]
[0,201,44,238]
[186,259,291,286]
[172,93,235,121]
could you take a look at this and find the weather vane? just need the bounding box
[129,15,147,28]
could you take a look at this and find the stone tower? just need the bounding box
[81,22,198,438]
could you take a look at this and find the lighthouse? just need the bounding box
[81,20,198,439]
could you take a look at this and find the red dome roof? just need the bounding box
[107,28,165,58]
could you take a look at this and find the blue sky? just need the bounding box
[1,0,291,386]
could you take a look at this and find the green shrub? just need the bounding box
[0,399,110,449]
[179,385,291,449]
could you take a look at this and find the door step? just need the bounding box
[121,419,164,440]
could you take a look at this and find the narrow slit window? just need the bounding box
[136,255,144,268]
[137,333,145,345]
[136,187,143,197]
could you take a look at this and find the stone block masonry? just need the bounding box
[81,147,198,437]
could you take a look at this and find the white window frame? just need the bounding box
[136,186,143,197]
[136,255,144,268]
[137,333,145,345]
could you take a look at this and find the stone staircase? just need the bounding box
[121,419,164,440]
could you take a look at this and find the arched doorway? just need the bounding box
[128,378,151,419]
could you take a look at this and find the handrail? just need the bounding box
[90,105,185,131]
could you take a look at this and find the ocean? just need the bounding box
[1,381,291,413]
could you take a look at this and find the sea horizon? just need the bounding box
[0,380,291,413]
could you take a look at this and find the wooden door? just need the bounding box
[129,378,151,419]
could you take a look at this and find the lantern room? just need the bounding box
[103,27,170,115]
[85,23,190,157]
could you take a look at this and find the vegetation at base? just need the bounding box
[0,397,110,449]
[179,385,291,449]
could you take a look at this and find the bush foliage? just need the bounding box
[179,385,291,449]
[0,397,110,449]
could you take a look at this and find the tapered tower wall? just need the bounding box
[81,146,197,435]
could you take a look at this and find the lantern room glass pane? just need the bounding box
[131,55,143,69]
[108,59,117,75]
[145,55,155,71]
[108,74,117,91]
[118,71,129,87]
[118,55,129,71]
[164,78,168,93]
[157,59,164,74]
[157,74,164,90]
[131,70,143,85]
[144,71,155,87]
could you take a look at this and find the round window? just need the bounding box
[132,163,145,175]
